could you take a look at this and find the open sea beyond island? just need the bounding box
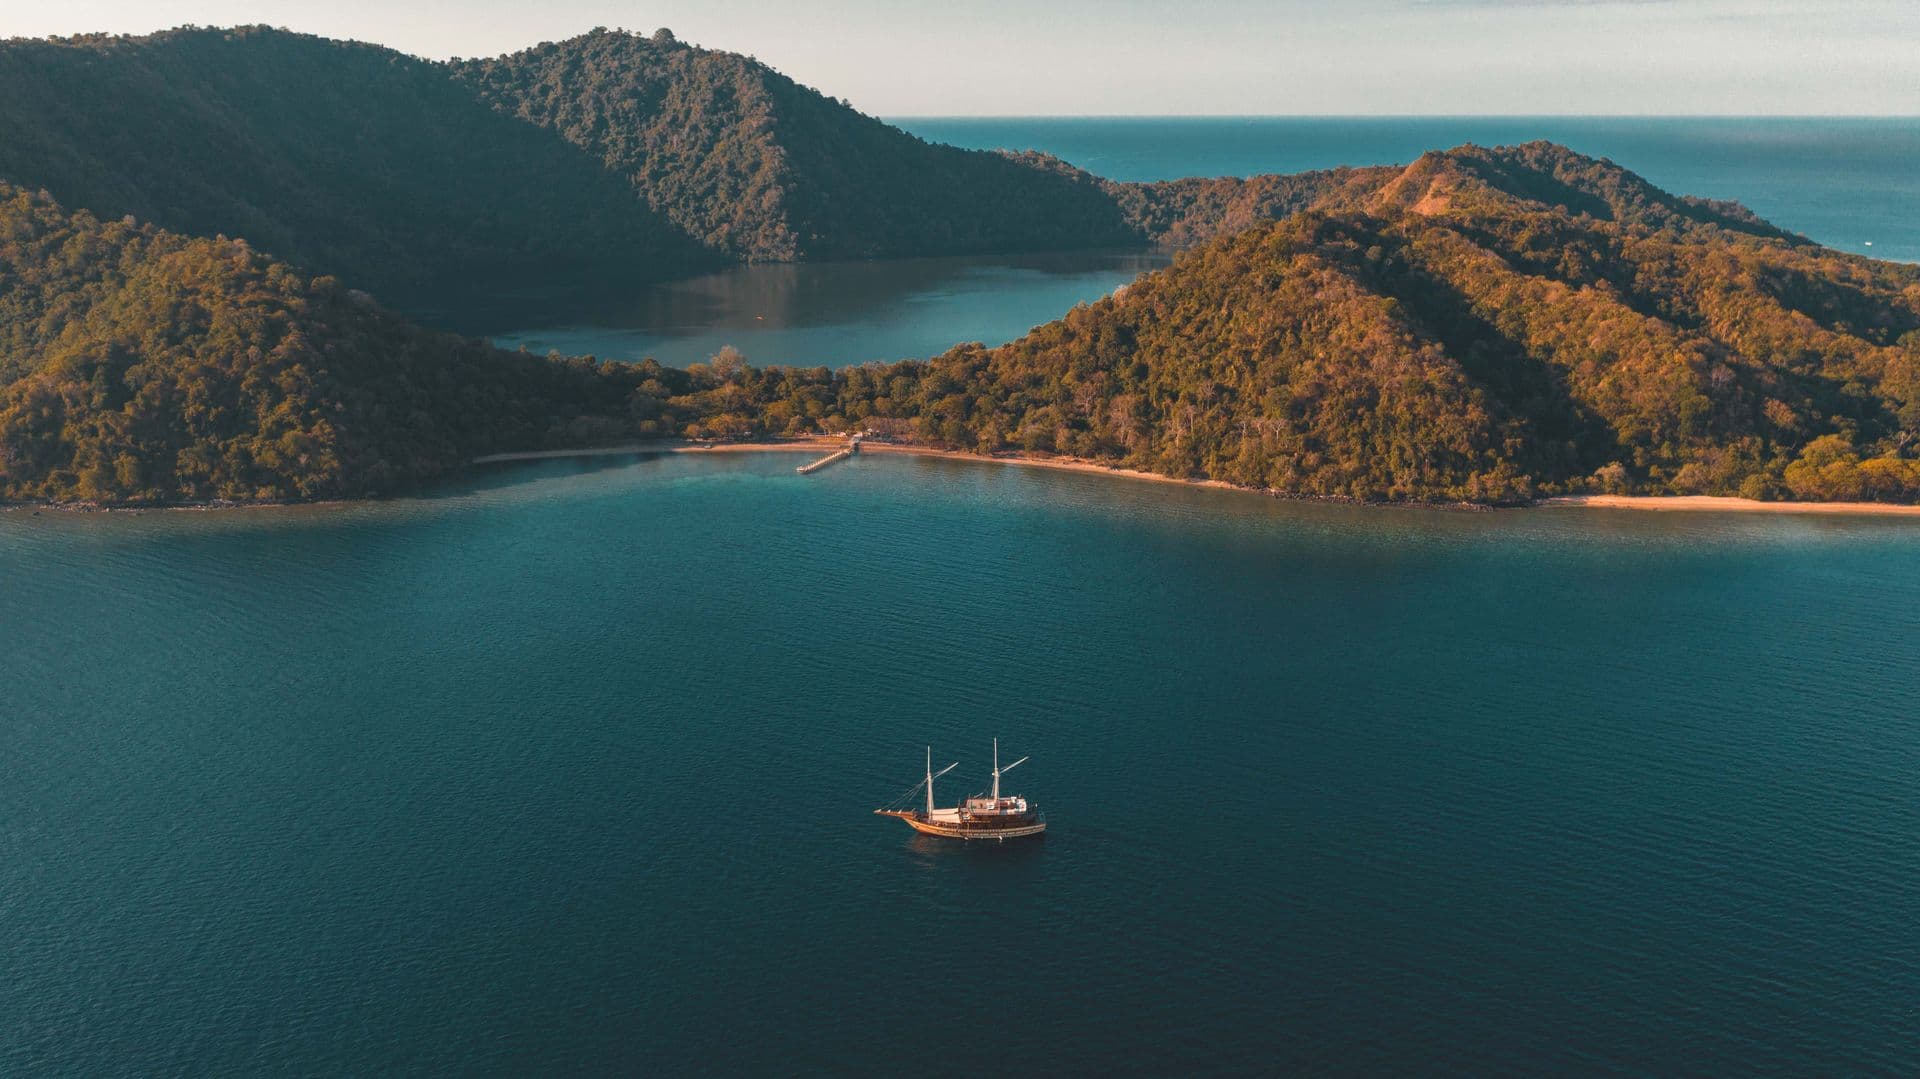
[495,117,1920,368]
[5,452,1920,1073]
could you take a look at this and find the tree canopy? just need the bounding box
[450,29,1138,262]
[649,145,1920,505]
[0,184,693,502]
[0,26,715,314]
[2,29,1916,510]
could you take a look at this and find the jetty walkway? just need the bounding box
[797,435,863,475]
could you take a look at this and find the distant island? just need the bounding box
[1,27,1917,508]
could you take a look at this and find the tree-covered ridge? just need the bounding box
[1103,141,1802,252]
[0,185,689,503]
[0,24,1817,322]
[0,26,714,311]
[668,145,1920,504]
[1104,166,1397,246]
[5,134,1917,507]
[1342,141,1802,243]
[450,28,1138,262]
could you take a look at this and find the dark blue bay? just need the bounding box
[5,453,1919,1073]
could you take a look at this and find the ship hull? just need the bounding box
[877,810,1046,841]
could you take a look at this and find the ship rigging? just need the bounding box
[875,739,1046,841]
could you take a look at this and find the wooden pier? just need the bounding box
[797,448,852,474]
[797,435,862,475]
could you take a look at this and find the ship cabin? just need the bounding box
[961,794,1032,821]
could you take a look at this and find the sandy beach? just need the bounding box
[1541,494,1920,517]
[472,439,1256,493]
[472,442,1920,517]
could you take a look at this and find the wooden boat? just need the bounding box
[875,739,1045,841]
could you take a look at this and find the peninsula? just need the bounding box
[0,29,1916,510]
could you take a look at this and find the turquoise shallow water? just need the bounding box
[5,453,1920,1073]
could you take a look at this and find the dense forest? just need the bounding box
[1,23,1917,506]
[0,24,1410,312]
[0,25,1160,317]
[0,26,716,313]
[5,145,1920,506]
[450,28,1137,261]
[651,145,1920,504]
[0,184,696,503]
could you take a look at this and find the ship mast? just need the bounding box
[912,749,958,816]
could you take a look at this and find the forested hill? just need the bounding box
[448,28,1136,261]
[1104,140,1806,249]
[3,36,1916,511]
[0,184,695,503]
[0,26,716,310]
[0,24,1206,312]
[674,144,1920,505]
[4,24,1800,305]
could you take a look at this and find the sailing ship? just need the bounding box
[874,739,1046,841]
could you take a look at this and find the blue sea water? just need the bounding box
[900,116,1920,264]
[5,453,1920,1074]
[501,117,1920,368]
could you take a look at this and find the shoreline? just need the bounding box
[477,441,1920,517]
[11,443,1920,517]
[478,439,1280,497]
[1539,494,1920,517]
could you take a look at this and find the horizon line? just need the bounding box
[884,113,1920,121]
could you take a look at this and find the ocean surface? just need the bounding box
[904,117,1920,265]
[6,453,1920,1074]
[498,117,1920,367]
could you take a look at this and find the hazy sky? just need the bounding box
[5,1,1916,116]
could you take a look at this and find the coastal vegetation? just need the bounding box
[1,23,1917,507]
[0,26,716,312]
[451,28,1137,262]
[656,145,1920,504]
[7,145,1920,506]
[0,25,1455,315]
[0,185,688,502]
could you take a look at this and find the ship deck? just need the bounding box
[876,808,1046,841]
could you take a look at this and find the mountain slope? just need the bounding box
[0,26,714,313]
[449,28,1138,261]
[14,143,1915,507]
[0,185,689,503]
[695,145,1920,503]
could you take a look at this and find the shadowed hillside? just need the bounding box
[2,26,1915,512]
[0,26,716,312]
[0,185,695,503]
[450,28,1139,261]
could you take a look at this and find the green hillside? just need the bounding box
[450,28,1138,262]
[0,26,714,312]
[687,145,1920,504]
[0,184,689,503]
